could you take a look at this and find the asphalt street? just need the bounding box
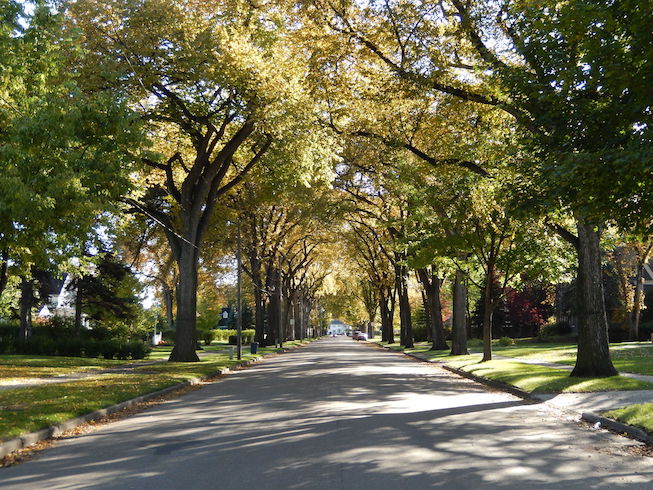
[1,337,651,489]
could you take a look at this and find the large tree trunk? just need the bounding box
[631,263,644,341]
[481,262,495,362]
[571,221,617,377]
[379,288,394,344]
[450,270,469,355]
[294,292,303,340]
[162,283,175,330]
[396,264,414,348]
[169,245,200,362]
[19,277,33,340]
[417,268,448,350]
[265,265,281,347]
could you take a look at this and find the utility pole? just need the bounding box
[278,255,283,349]
[236,220,242,360]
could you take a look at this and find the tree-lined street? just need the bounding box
[1,338,651,489]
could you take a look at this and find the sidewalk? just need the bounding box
[487,353,653,418]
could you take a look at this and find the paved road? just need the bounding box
[1,338,651,489]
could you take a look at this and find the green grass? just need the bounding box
[447,358,653,394]
[604,403,653,435]
[490,341,653,376]
[0,374,178,441]
[0,355,129,381]
[375,340,653,394]
[0,340,312,442]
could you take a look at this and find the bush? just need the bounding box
[100,340,118,360]
[56,337,84,357]
[638,320,653,342]
[84,340,103,358]
[411,324,428,342]
[467,338,483,348]
[227,331,256,345]
[539,321,572,338]
[498,336,515,346]
[201,329,215,346]
[217,329,255,343]
[128,340,151,359]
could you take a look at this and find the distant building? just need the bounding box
[328,320,348,335]
[36,273,89,327]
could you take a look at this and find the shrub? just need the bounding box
[201,329,215,346]
[214,329,236,342]
[498,336,515,346]
[539,321,572,338]
[467,338,483,348]
[128,340,151,359]
[411,324,428,342]
[84,340,103,358]
[100,340,119,359]
[638,320,653,342]
[56,337,84,357]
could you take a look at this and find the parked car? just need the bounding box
[357,332,368,341]
[351,330,361,340]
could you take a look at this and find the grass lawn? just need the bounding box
[490,341,653,376]
[0,341,311,443]
[446,357,653,394]
[375,340,653,394]
[604,403,653,435]
[0,355,129,381]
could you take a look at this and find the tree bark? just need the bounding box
[169,245,200,362]
[570,220,617,377]
[294,291,303,339]
[19,277,33,340]
[417,268,448,350]
[380,287,395,344]
[481,262,495,362]
[265,265,280,347]
[450,270,469,355]
[396,263,414,348]
[162,283,175,330]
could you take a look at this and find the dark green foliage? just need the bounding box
[227,332,256,345]
[0,318,150,359]
[74,254,142,325]
[539,321,573,338]
[410,307,428,342]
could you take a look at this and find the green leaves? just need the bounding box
[0,2,141,275]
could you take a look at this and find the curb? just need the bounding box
[438,363,533,400]
[392,347,533,401]
[0,353,271,460]
[581,412,653,445]
[374,342,653,446]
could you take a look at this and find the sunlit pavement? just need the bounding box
[1,337,651,489]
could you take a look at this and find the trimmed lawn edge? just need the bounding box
[0,339,318,461]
